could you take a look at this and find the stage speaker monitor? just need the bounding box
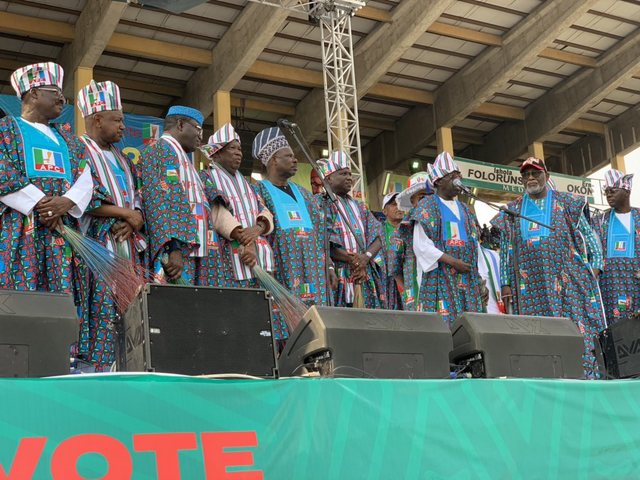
[278,306,452,379]
[0,289,78,377]
[117,284,277,377]
[450,313,584,379]
[597,316,640,379]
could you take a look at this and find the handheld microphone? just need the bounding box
[453,178,472,194]
[277,118,297,129]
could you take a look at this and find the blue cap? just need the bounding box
[166,105,204,126]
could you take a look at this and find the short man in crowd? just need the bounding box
[200,122,274,289]
[493,157,606,377]
[322,151,387,309]
[591,169,640,324]
[381,192,403,310]
[391,172,432,311]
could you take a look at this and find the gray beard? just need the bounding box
[525,184,546,196]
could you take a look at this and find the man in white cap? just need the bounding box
[493,156,605,377]
[321,151,387,309]
[381,192,403,310]
[390,171,432,311]
[137,105,226,285]
[0,62,93,315]
[76,80,146,371]
[200,122,275,288]
[406,152,484,325]
[252,127,334,344]
[591,169,639,324]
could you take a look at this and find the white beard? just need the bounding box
[525,184,546,195]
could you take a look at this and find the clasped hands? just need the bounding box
[35,196,75,230]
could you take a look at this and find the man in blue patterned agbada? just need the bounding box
[494,156,606,377]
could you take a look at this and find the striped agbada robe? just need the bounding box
[591,208,640,325]
[255,180,329,340]
[137,135,226,286]
[493,190,606,378]
[80,135,146,369]
[325,194,387,309]
[201,162,274,288]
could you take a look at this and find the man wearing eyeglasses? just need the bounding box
[136,105,226,285]
[591,170,640,325]
[492,157,606,378]
[0,62,94,314]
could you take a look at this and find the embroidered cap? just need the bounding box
[520,156,547,173]
[166,105,204,126]
[202,123,241,158]
[319,150,351,177]
[604,169,633,191]
[396,171,433,211]
[382,192,399,209]
[11,62,64,97]
[426,152,460,186]
[252,127,291,166]
[77,80,122,118]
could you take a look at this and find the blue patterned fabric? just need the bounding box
[410,195,484,325]
[592,208,640,325]
[255,181,329,339]
[493,190,606,377]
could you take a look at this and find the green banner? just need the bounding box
[0,374,639,479]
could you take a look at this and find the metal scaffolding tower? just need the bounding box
[251,0,367,200]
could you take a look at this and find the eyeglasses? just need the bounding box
[182,119,202,134]
[604,187,625,195]
[521,170,545,179]
[36,87,67,103]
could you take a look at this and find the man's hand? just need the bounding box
[329,268,338,290]
[348,252,370,271]
[240,245,258,268]
[124,209,144,232]
[446,257,471,273]
[592,268,601,279]
[35,196,75,223]
[237,225,263,246]
[501,286,512,306]
[111,221,134,242]
[480,279,489,309]
[163,250,184,280]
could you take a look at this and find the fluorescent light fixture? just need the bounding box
[321,148,329,157]
[251,172,263,181]
[411,160,420,169]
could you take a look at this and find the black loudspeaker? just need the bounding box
[278,306,452,379]
[450,313,584,379]
[597,316,640,378]
[117,284,277,377]
[0,289,78,377]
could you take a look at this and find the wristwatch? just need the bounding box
[365,251,373,259]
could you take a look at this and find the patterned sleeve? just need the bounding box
[578,213,604,271]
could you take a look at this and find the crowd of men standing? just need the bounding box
[0,62,637,377]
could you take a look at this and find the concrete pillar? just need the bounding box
[212,90,231,130]
[73,66,93,136]
[528,141,544,160]
[436,127,454,155]
[611,153,626,173]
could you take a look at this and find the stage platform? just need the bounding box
[1,374,639,479]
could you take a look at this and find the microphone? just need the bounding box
[277,118,297,129]
[453,178,472,195]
